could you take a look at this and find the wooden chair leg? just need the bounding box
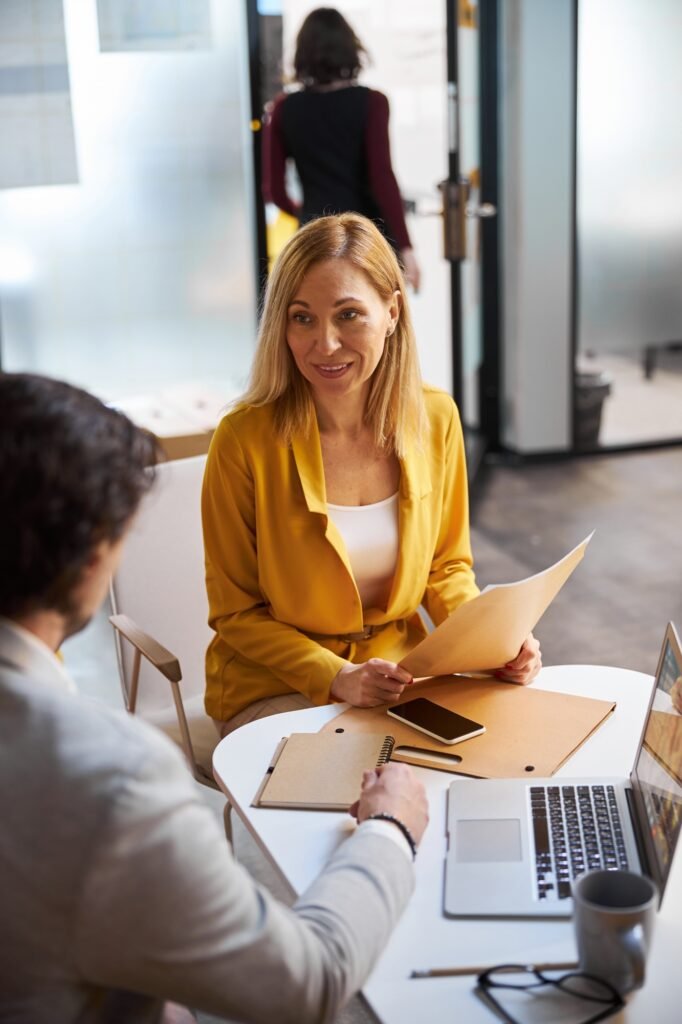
[223,801,233,845]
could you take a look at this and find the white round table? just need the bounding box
[213,666,681,1023]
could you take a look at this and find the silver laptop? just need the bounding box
[444,622,682,917]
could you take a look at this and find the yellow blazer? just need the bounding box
[202,386,479,721]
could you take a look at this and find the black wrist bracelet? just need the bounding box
[366,812,418,860]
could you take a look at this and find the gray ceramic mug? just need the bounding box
[572,870,659,995]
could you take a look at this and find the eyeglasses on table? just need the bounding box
[475,963,625,1024]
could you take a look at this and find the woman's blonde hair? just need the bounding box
[237,213,426,456]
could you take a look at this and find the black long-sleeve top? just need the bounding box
[262,85,412,251]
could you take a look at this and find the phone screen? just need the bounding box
[387,698,485,744]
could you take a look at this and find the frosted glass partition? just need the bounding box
[577,0,682,357]
[0,0,256,401]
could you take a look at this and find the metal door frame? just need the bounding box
[444,0,501,470]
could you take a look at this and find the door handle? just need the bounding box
[466,202,497,218]
[438,178,498,261]
[438,178,470,262]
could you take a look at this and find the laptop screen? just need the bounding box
[632,625,682,885]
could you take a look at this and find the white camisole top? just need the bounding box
[326,492,399,610]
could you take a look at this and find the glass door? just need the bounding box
[251,0,500,471]
[575,0,682,450]
[254,0,454,402]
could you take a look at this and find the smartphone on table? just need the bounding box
[386,697,485,745]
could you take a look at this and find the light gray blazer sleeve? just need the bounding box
[74,733,414,1024]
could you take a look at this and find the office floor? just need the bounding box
[470,445,682,675]
[63,444,682,1024]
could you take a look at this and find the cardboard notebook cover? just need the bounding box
[400,533,593,679]
[252,732,395,810]
[322,677,615,778]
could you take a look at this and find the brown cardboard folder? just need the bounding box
[322,677,616,778]
[252,732,395,810]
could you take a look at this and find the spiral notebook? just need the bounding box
[252,732,395,810]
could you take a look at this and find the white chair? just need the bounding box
[109,455,219,789]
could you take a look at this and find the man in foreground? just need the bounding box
[0,373,428,1024]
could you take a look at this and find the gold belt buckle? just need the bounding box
[339,625,376,644]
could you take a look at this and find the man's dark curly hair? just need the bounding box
[0,373,161,617]
[294,7,367,86]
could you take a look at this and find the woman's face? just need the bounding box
[286,258,400,407]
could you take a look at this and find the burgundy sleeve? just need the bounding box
[262,95,300,218]
[365,90,412,250]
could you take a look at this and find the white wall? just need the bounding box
[500,0,574,452]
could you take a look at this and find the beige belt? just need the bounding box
[305,622,392,645]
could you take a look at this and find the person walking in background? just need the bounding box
[262,6,421,291]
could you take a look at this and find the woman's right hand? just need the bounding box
[330,659,413,707]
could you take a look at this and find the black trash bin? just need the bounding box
[575,370,612,448]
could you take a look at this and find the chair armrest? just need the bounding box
[109,613,181,683]
[109,613,202,778]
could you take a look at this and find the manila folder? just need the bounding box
[322,677,615,779]
[400,533,593,679]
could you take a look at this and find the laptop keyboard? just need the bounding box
[530,784,629,901]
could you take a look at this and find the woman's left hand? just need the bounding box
[494,633,542,685]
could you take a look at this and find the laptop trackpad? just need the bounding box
[455,819,522,862]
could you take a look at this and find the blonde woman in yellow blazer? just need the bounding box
[203,214,541,733]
